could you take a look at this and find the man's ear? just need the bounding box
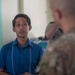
[29,26,32,31]
[54,10,62,23]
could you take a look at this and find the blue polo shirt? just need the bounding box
[0,39,43,75]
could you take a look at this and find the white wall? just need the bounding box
[2,0,18,45]
[24,0,48,38]
[46,0,54,23]
[2,0,53,45]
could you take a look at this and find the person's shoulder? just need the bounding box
[3,41,13,47]
[47,32,75,52]
[1,41,13,51]
[31,41,42,48]
[55,32,75,45]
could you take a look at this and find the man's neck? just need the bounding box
[17,37,28,47]
[62,18,75,33]
[64,26,75,33]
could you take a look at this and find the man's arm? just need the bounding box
[0,69,10,75]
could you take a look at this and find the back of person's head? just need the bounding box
[50,0,75,33]
[45,21,55,33]
[45,21,59,40]
[50,0,75,18]
[38,21,57,40]
[12,14,31,27]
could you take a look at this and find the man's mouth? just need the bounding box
[20,31,24,34]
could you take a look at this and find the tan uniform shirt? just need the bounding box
[39,29,75,75]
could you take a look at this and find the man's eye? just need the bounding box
[23,23,27,25]
[16,24,20,26]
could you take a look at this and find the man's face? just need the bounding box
[13,17,31,38]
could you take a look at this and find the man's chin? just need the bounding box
[19,36,26,38]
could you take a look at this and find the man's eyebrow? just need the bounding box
[15,21,27,23]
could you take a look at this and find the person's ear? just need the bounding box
[54,10,62,23]
[12,27,15,32]
[29,26,32,31]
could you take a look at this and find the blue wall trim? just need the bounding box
[0,0,2,48]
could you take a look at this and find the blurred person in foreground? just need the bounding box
[39,0,75,75]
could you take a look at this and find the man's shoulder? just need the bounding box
[46,32,75,54]
[30,41,44,54]
[1,41,13,51]
[53,32,75,46]
[30,41,42,48]
[3,41,13,47]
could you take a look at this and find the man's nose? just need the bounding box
[20,24,24,29]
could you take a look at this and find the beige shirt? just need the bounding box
[39,29,75,75]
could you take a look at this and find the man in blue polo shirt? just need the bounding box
[0,14,43,75]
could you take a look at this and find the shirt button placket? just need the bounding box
[20,47,24,74]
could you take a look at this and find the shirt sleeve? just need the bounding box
[0,47,6,69]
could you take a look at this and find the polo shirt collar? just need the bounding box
[12,38,33,47]
[27,39,33,47]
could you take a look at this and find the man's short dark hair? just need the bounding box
[12,14,31,27]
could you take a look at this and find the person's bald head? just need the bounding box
[49,0,75,33]
[50,0,75,18]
